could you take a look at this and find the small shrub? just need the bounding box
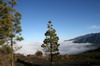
[35,50,43,56]
[0,45,13,54]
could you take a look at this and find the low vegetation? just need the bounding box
[14,48,100,66]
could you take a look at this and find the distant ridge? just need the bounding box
[68,32,100,45]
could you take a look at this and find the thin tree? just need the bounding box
[41,21,60,66]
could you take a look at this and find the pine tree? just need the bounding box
[0,0,9,45]
[0,0,13,65]
[41,21,60,66]
[0,0,23,66]
[8,0,23,66]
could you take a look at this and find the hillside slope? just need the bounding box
[69,32,100,45]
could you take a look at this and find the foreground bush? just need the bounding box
[0,45,13,54]
[35,50,43,56]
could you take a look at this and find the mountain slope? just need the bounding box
[70,32,100,45]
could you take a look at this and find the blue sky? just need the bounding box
[15,0,100,42]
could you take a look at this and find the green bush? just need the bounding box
[35,50,43,56]
[0,45,13,54]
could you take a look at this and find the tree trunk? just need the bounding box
[50,37,52,66]
[11,37,14,66]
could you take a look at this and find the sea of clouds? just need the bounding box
[14,41,97,56]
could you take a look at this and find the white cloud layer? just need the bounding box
[89,25,100,29]
[59,41,97,55]
[14,41,97,56]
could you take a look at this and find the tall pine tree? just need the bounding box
[41,21,60,65]
[0,0,23,66]
[0,0,10,45]
[9,0,23,66]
